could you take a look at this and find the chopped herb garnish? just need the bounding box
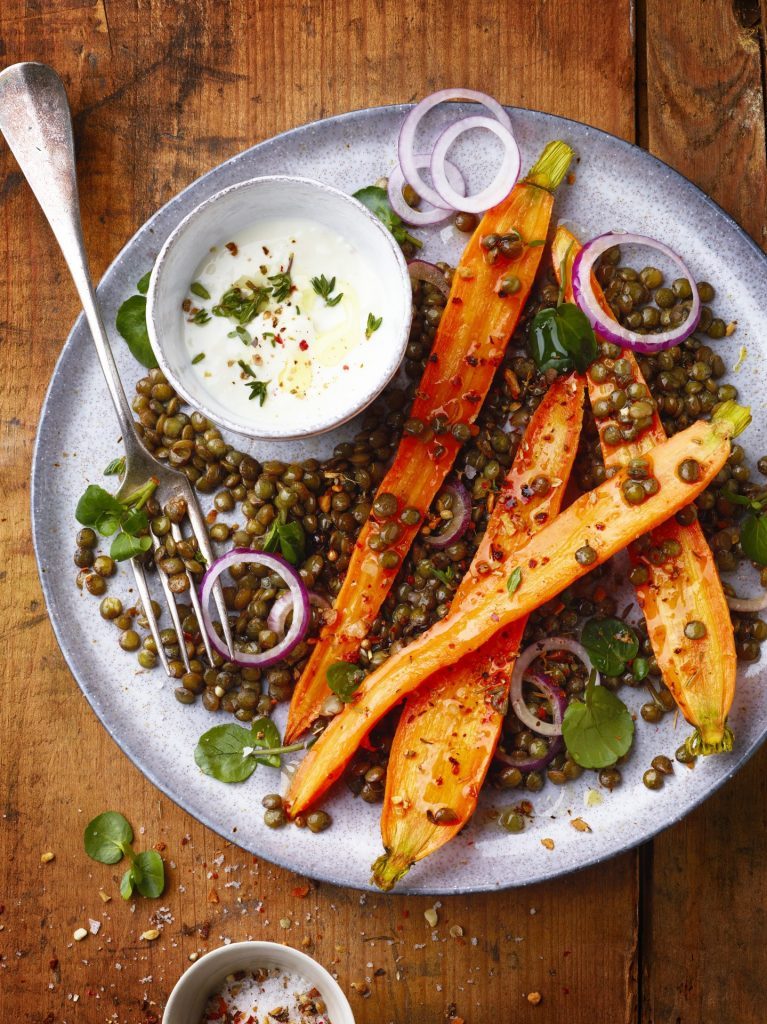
[268,256,294,302]
[237,359,256,377]
[228,325,252,345]
[507,566,522,595]
[311,274,343,307]
[191,352,206,364]
[189,308,211,325]
[190,281,211,300]
[213,285,270,325]
[104,456,126,477]
[527,239,547,247]
[245,379,270,405]
[429,565,455,587]
[366,313,383,338]
[263,331,276,346]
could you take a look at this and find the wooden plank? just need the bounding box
[641,0,767,1021]
[0,2,638,1021]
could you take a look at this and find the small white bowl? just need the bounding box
[162,940,355,1024]
[147,175,412,441]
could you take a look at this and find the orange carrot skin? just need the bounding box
[287,410,741,816]
[285,167,563,742]
[552,226,736,749]
[374,374,584,890]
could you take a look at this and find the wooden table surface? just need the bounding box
[2,1,767,1021]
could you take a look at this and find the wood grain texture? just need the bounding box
[641,1,767,1022]
[11,0,756,1021]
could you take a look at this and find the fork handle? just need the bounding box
[0,62,139,447]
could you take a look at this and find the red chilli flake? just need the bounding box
[299,340,309,351]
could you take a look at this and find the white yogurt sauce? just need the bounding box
[183,217,392,432]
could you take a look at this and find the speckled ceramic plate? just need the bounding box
[32,104,767,894]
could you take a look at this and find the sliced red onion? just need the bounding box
[430,115,521,214]
[267,590,330,636]
[398,88,513,209]
[424,480,471,549]
[407,259,450,299]
[199,548,310,668]
[510,637,599,736]
[726,590,767,613]
[495,673,565,771]
[572,232,701,353]
[387,154,466,226]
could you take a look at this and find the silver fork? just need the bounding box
[0,62,234,675]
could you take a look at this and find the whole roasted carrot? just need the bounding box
[286,401,750,816]
[285,141,574,742]
[372,373,584,891]
[552,226,737,753]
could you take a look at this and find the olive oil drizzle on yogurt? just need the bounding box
[182,218,389,432]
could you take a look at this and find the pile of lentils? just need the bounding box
[73,228,767,830]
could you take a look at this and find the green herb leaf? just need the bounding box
[136,271,152,295]
[83,811,133,865]
[429,565,455,587]
[529,302,598,374]
[352,185,423,249]
[120,867,135,900]
[120,508,149,537]
[190,308,211,325]
[132,850,165,898]
[75,485,125,528]
[194,723,262,783]
[262,520,306,565]
[238,359,256,377]
[581,617,639,675]
[632,656,650,682]
[740,512,767,565]
[506,567,522,596]
[110,531,152,562]
[95,510,122,537]
[192,352,205,364]
[365,313,383,339]
[310,274,343,307]
[245,379,269,405]
[228,326,252,345]
[562,673,635,769]
[326,661,366,702]
[190,281,211,300]
[116,295,157,368]
[248,717,283,769]
[213,285,270,325]
[268,263,293,303]
[104,456,126,477]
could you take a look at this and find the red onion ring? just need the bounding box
[510,637,600,736]
[424,480,472,549]
[726,590,767,613]
[407,260,450,299]
[430,115,521,214]
[267,590,330,636]
[398,88,513,209]
[387,154,466,226]
[199,548,310,668]
[495,671,565,771]
[572,232,701,353]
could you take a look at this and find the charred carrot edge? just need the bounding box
[284,141,574,742]
[286,402,749,815]
[372,373,584,891]
[552,226,737,752]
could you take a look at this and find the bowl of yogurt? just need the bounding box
[147,175,412,440]
[162,940,355,1024]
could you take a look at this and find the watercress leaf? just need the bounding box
[277,521,305,565]
[262,521,280,554]
[327,661,366,703]
[194,723,261,783]
[740,513,767,566]
[121,508,149,537]
[529,302,598,374]
[116,294,158,369]
[104,456,126,477]
[75,485,124,527]
[562,677,635,768]
[133,850,165,898]
[581,617,639,675]
[249,717,282,768]
[506,567,522,596]
[95,510,122,537]
[110,531,152,562]
[136,271,152,295]
[631,656,650,682]
[120,867,136,900]
[83,811,133,864]
[352,185,422,249]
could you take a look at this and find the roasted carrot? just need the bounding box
[552,226,737,752]
[286,401,750,815]
[371,373,584,891]
[285,141,575,742]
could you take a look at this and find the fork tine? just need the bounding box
[151,533,191,673]
[184,497,235,659]
[170,522,215,665]
[130,557,171,676]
